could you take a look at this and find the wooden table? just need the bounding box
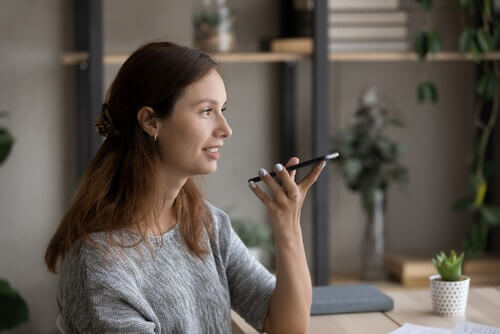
[231,287,500,334]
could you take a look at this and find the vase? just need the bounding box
[193,0,236,53]
[430,274,470,316]
[360,188,386,281]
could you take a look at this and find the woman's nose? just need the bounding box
[217,115,232,139]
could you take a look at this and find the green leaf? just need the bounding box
[0,279,29,330]
[477,72,495,101]
[474,180,488,207]
[432,250,464,281]
[459,0,476,12]
[479,204,500,225]
[464,222,488,258]
[493,23,500,49]
[344,158,363,183]
[428,30,442,53]
[416,0,433,10]
[469,173,482,192]
[390,165,409,184]
[414,32,429,60]
[417,81,438,104]
[477,30,494,52]
[470,41,482,62]
[376,138,393,160]
[0,127,14,165]
[231,219,272,249]
[459,29,475,53]
[484,0,492,17]
[453,195,476,211]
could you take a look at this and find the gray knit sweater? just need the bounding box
[57,203,276,333]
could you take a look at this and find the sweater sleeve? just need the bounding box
[59,244,157,334]
[211,207,276,333]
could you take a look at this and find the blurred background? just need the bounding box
[1,0,500,332]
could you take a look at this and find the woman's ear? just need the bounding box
[137,106,160,137]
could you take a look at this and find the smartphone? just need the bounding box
[248,152,339,183]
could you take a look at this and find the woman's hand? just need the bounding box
[248,156,326,242]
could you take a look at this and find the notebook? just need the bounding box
[311,284,394,315]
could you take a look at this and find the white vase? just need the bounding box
[360,188,386,280]
[429,274,470,316]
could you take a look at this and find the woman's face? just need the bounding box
[156,69,232,176]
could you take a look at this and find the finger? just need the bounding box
[285,157,300,181]
[257,168,288,203]
[298,160,327,193]
[273,163,299,201]
[248,179,276,209]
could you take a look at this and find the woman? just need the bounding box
[45,41,326,333]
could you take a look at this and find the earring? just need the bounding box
[153,134,158,142]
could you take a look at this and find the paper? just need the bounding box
[389,321,500,334]
[453,321,500,334]
[389,323,451,334]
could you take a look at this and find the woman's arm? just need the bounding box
[249,157,326,333]
[264,226,312,333]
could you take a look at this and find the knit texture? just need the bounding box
[57,203,276,333]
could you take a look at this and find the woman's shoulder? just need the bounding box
[204,201,236,244]
[62,232,137,277]
[204,201,233,232]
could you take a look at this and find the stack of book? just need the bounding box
[271,0,409,53]
[328,0,409,52]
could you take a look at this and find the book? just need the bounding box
[311,284,393,315]
[270,38,408,53]
[328,26,407,40]
[328,11,408,25]
[329,41,408,52]
[328,0,400,10]
[295,0,400,11]
[270,38,312,54]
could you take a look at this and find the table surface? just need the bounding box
[231,286,500,334]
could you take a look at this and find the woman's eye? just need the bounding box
[221,107,227,113]
[202,108,212,115]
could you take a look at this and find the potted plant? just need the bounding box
[193,0,236,53]
[0,111,29,331]
[231,218,274,269]
[430,250,470,317]
[332,87,408,280]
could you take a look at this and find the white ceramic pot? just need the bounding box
[429,274,470,316]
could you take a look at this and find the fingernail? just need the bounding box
[249,181,256,189]
[321,161,326,169]
[259,168,268,176]
[274,163,283,172]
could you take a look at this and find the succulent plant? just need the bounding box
[432,250,465,281]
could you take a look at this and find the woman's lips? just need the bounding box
[202,149,220,160]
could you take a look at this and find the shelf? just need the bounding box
[328,51,500,62]
[61,51,500,66]
[61,52,308,65]
[270,37,500,61]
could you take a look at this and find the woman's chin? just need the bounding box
[198,164,218,175]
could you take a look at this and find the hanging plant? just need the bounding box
[415,0,500,258]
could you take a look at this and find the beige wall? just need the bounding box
[0,0,478,332]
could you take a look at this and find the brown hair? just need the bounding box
[45,41,218,273]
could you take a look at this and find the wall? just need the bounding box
[0,0,480,332]
[0,0,73,333]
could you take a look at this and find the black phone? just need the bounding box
[248,152,339,183]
